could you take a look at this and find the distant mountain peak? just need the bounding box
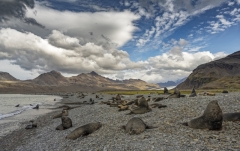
[158,77,186,87]
[38,70,63,78]
[33,70,68,85]
[90,71,98,76]
[0,72,18,81]
[49,70,62,75]
[50,70,59,73]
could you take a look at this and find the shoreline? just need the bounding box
[0,92,240,150]
[0,109,61,151]
[0,94,63,139]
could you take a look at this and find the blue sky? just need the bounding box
[0,0,239,83]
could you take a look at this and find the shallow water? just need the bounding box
[0,94,62,138]
[0,94,61,120]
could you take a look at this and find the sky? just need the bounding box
[0,0,240,83]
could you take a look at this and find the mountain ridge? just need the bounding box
[33,70,69,85]
[0,72,18,81]
[0,70,160,93]
[177,50,240,89]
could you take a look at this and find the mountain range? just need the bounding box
[158,78,187,87]
[1,50,240,93]
[0,70,160,93]
[177,50,240,89]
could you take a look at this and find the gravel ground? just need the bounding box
[1,92,240,151]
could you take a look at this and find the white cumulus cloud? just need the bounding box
[0,28,144,74]
[0,28,228,83]
[25,3,140,48]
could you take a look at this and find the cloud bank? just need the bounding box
[0,28,143,73]
[0,28,227,82]
[25,4,140,48]
[0,0,235,83]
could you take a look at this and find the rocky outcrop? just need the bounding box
[177,51,240,89]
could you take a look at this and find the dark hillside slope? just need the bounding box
[177,51,240,89]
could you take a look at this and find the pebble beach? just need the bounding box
[0,92,240,151]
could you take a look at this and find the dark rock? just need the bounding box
[116,94,121,101]
[168,88,181,98]
[222,90,228,93]
[189,88,197,97]
[153,97,165,102]
[163,87,169,94]
[25,120,37,129]
[33,104,39,109]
